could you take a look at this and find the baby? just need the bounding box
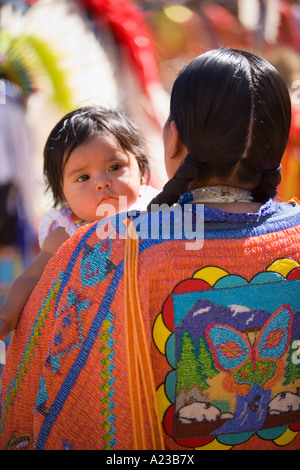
[0,106,158,339]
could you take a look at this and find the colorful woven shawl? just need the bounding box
[1,201,300,450]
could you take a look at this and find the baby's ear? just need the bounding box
[165,120,184,160]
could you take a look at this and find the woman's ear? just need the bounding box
[164,120,183,160]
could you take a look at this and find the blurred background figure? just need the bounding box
[0,88,37,390]
[270,45,300,201]
[141,0,300,200]
[0,89,37,304]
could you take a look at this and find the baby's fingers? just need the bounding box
[0,319,10,341]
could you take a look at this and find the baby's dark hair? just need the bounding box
[149,48,291,208]
[44,106,150,207]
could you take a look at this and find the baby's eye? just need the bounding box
[109,164,123,172]
[77,174,90,182]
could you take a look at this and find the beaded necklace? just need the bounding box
[179,185,254,204]
[70,210,88,229]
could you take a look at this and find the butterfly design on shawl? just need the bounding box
[205,306,293,395]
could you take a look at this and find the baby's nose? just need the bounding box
[96,176,111,189]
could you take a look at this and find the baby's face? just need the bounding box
[62,134,141,222]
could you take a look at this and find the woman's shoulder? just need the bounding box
[42,199,300,265]
[201,199,300,240]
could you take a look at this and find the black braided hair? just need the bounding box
[148,154,204,208]
[252,165,282,202]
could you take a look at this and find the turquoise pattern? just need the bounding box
[80,239,113,287]
[47,289,90,374]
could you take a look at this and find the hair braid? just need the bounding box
[147,154,204,209]
[252,165,282,202]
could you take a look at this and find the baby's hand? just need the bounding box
[0,248,56,342]
[0,304,17,341]
[0,318,10,341]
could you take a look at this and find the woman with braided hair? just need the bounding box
[150,48,289,210]
[1,49,300,451]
